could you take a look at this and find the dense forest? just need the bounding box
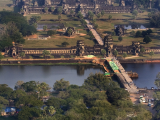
[0,73,152,120]
[0,11,37,51]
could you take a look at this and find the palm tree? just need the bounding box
[43,50,50,59]
[20,52,25,60]
[43,25,47,31]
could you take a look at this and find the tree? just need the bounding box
[123,53,127,59]
[20,52,25,59]
[135,31,141,37]
[142,31,148,37]
[107,88,129,103]
[48,106,56,116]
[21,81,37,92]
[92,19,96,25]
[101,49,106,56]
[149,51,154,59]
[15,95,43,107]
[15,81,24,90]
[84,73,119,91]
[108,15,112,22]
[36,82,51,97]
[147,29,152,35]
[118,36,123,41]
[155,72,160,89]
[10,90,26,100]
[61,42,69,47]
[43,50,50,58]
[0,84,13,99]
[17,106,41,120]
[77,11,83,19]
[101,11,104,17]
[0,11,36,36]
[70,10,74,17]
[130,30,135,37]
[140,47,145,56]
[113,50,118,57]
[53,78,70,91]
[150,12,160,27]
[0,96,9,105]
[51,7,54,12]
[97,13,101,19]
[132,10,138,18]
[43,25,47,31]
[66,28,72,37]
[148,13,152,18]
[0,52,3,60]
[47,30,57,36]
[30,16,41,24]
[58,15,61,22]
[143,35,152,43]
[57,7,62,14]
[44,7,48,13]
[94,24,98,30]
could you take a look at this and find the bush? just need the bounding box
[111,32,116,36]
[141,31,148,37]
[147,29,152,35]
[135,31,141,37]
[118,36,123,41]
[47,30,57,36]
[130,30,135,36]
[143,35,152,44]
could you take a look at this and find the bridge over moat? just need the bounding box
[98,57,139,93]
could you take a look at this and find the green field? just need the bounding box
[96,11,149,19]
[25,14,70,20]
[24,34,94,48]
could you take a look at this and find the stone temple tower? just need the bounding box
[104,35,113,57]
[119,0,125,6]
[77,40,85,56]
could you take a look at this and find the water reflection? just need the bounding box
[115,24,146,30]
[0,65,104,89]
[121,63,160,88]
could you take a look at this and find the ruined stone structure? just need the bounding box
[15,0,133,15]
[115,25,125,36]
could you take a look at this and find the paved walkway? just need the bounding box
[106,57,138,93]
[85,19,103,46]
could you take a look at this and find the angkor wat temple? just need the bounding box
[14,0,135,15]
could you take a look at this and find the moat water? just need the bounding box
[114,24,146,29]
[0,64,159,89]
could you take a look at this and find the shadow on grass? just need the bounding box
[103,31,112,34]
[122,15,131,18]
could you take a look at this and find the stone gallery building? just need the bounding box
[14,0,133,15]
[5,35,160,58]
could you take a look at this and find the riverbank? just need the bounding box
[0,58,160,65]
[0,58,95,65]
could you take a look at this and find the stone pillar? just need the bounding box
[104,35,113,57]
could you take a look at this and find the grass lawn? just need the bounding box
[97,11,149,19]
[0,0,14,11]
[126,54,160,59]
[24,34,94,48]
[112,34,160,47]
[25,14,70,20]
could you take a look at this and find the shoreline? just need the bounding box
[0,58,160,65]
